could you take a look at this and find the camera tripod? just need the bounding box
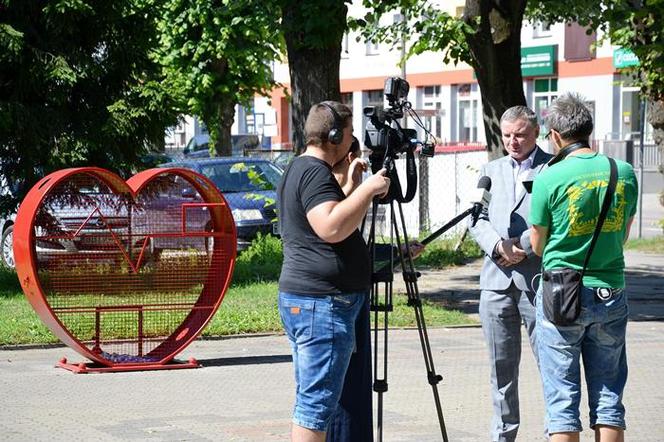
[366,196,450,442]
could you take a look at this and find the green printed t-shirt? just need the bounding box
[529,153,638,288]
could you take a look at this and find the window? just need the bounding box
[424,85,441,98]
[366,40,379,56]
[342,33,350,58]
[421,85,444,138]
[533,78,558,138]
[533,21,552,38]
[458,83,471,97]
[456,84,478,142]
[458,100,478,142]
[341,92,353,107]
[362,90,385,146]
[366,90,383,106]
[564,22,596,61]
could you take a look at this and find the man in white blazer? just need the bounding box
[469,106,553,442]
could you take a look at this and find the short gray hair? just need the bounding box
[500,105,538,128]
[544,93,593,141]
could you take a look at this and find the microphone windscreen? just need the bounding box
[477,176,492,191]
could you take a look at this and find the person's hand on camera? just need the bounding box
[347,158,368,189]
[364,168,390,198]
[495,238,526,267]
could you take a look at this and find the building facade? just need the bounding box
[253,1,655,151]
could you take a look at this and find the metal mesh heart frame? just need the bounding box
[14,168,237,366]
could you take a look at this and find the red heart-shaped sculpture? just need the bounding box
[14,167,236,366]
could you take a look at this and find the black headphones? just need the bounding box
[319,102,344,145]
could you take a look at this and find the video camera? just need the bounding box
[364,77,435,175]
[363,77,435,203]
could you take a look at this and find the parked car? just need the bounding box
[0,177,17,269]
[183,134,260,158]
[273,151,295,170]
[159,157,282,250]
[0,181,139,270]
[0,213,15,269]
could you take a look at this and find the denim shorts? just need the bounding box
[278,291,367,432]
[536,285,628,434]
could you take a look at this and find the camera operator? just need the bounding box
[333,136,426,262]
[529,93,637,441]
[277,101,390,442]
[332,136,366,197]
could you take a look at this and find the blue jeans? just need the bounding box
[536,286,628,434]
[278,291,367,432]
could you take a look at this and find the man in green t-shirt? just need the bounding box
[529,93,637,442]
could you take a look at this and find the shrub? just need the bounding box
[416,234,482,269]
[231,233,283,284]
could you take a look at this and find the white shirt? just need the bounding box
[510,146,538,198]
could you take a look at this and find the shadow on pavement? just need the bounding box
[414,256,664,321]
[198,354,292,368]
[422,287,481,316]
[624,265,664,322]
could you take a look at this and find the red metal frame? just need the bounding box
[14,167,237,371]
[56,356,200,374]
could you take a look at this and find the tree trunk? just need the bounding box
[464,0,528,160]
[215,99,235,157]
[281,1,346,154]
[204,98,235,158]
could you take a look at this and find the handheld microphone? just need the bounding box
[470,176,492,227]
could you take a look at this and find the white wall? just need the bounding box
[558,75,615,139]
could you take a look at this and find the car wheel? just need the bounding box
[1,224,15,269]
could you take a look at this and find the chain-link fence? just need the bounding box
[162,144,490,242]
[369,145,488,240]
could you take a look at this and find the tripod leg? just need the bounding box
[393,202,449,442]
[369,200,394,442]
[371,277,391,442]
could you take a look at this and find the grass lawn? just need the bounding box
[625,235,664,254]
[0,234,478,346]
[0,276,474,346]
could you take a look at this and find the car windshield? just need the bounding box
[200,161,282,193]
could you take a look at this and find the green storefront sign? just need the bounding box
[613,48,639,68]
[521,45,556,77]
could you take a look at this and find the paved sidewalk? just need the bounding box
[1,324,663,441]
[1,252,662,441]
[395,250,664,321]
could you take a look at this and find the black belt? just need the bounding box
[594,287,623,302]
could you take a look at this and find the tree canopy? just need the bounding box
[353,0,664,158]
[156,0,284,157]
[527,1,664,101]
[0,0,179,213]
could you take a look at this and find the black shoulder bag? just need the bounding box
[541,157,617,326]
